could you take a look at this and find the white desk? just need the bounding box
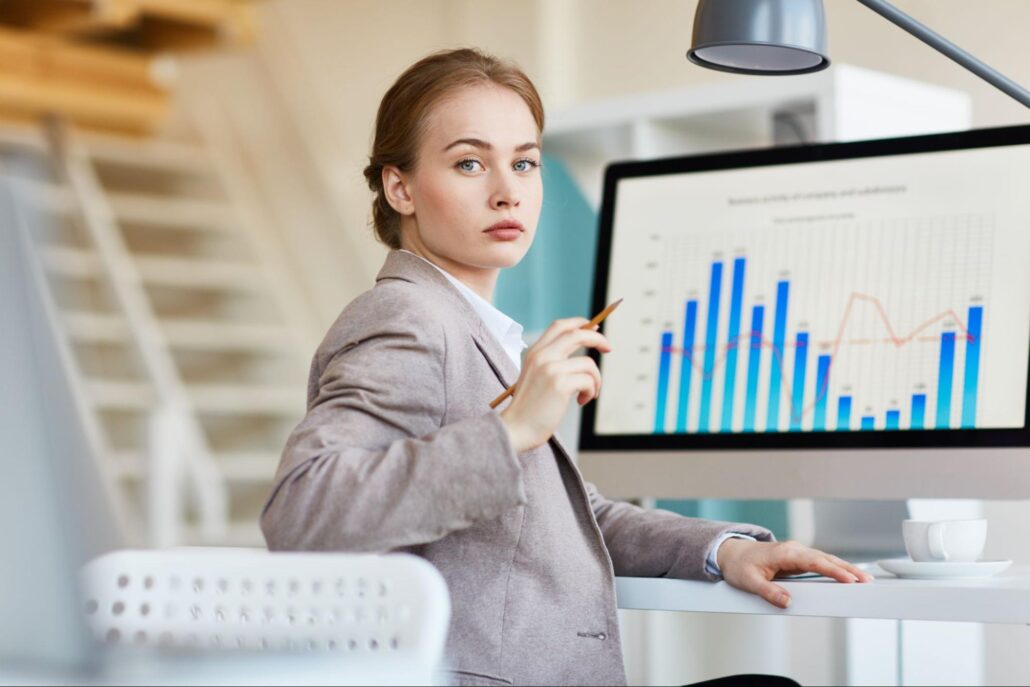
[616,563,1030,624]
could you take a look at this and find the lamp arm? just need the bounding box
[856,0,1030,108]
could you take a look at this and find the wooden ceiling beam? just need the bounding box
[0,72,166,134]
[0,0,264,134]
[0,27,169,90]
[0,0,138,36]
[0,0,258,51]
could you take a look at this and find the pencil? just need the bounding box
[489,298,623,409]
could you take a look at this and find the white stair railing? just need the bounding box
[43,117,229,546]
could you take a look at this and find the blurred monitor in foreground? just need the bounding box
[0,177,117,674]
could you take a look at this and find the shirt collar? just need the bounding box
[399,250,527,369]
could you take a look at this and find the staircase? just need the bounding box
[1,117,313,548]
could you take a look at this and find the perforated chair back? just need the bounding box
[80,548,450,671]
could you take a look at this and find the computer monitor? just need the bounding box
[0,177,118,671]
[578,125,1030,499]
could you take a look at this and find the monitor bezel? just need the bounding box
[579,124,1030,456]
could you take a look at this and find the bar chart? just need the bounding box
[650,254,985,434]
[602,212,1011,435]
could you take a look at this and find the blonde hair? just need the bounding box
[362,48,545,249]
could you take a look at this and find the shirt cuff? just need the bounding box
[704,532,758,578]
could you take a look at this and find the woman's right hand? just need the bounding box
[499,317,612,453]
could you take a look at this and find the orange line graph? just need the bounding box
[660,292,977,423]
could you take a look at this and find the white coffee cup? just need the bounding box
[902,519,987,562]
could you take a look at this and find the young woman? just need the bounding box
[261,48,871,687]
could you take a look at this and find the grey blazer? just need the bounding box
[261,250,773,686]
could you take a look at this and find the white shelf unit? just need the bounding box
[543,64,971,208]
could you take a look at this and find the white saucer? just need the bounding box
[876,558,1012,579]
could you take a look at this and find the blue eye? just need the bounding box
[456,158,482,172]
[514,158,541,172]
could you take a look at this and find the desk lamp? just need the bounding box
[686,0,1030,108]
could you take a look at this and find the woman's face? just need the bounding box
[388,83,543,285]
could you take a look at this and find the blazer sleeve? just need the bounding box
[260,301,526,552]
[583,481,775,581]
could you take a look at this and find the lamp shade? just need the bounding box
[687,0,830,75]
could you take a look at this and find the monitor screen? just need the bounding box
[578,126,1030,498]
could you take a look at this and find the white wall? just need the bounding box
[187,0,1029,330]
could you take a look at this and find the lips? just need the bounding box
[485,219,524,233]
[484,219,524,242]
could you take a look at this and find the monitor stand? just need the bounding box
[809,500,909,562]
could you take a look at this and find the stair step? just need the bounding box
[63,311,292,353]
[113,450,281,483]
[162,319,293,353]
[41,245,103,279]
[0,125,48,155]
[89,379,301,415]
[107,192,237,232]
[90,380,154,410]
[6,173,232,233]
[189,384,302,415]
[42,246,265,291]
[135,254,264,290]
[81,134,213,175]
[64,311,130,344]
[184,521,266,548]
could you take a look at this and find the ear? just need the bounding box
[382,165,415,216]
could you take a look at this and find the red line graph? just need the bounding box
[660,292,977,422]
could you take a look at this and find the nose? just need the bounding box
[489,169,520,210]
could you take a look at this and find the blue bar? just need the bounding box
[675,300,699,432]
[813,355,831,431]
[766,280,790,432]
[936,331,956,429]
[789,332,809,431]
[886,410,900,430]
[837,396,852,431]
[861,416,875,431]
[720,258,747,432]
[911,394,926,430]
[743,305,765,432]
[961,306,983,429]
[698,262,723,433]
[654,332,673,433]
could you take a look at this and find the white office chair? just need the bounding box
[79,548,450,677]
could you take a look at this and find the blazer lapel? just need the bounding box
[376,250,520,400]
[471,335,517,395]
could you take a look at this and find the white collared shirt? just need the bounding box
[400,250,528,371]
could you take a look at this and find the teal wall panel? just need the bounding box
[495,153,598,331]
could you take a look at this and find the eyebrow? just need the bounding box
[443,138,540,153]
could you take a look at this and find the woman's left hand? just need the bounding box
[716,538,874,609]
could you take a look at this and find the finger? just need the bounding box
[803,556,859,584]
[554,358,602,401]
[552,329,612,359]
[554,356,602,388]
[749,576,792,609]
[534,317,591,350]
[558,372,598,406]
[826,554,874,582]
